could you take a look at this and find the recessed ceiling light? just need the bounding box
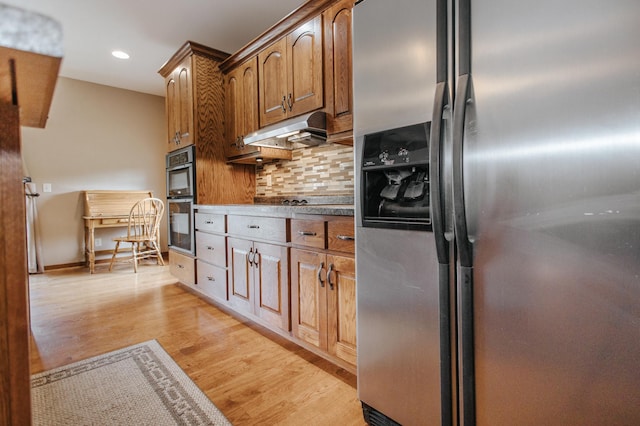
[111,50,130,59]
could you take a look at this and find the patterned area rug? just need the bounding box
[31,340,231,425]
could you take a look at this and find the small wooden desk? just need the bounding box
[83,190,153,273]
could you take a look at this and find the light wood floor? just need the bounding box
[29,263,367,425]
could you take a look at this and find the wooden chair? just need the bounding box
[109,198,165,272]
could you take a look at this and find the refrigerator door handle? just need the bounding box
[452,73,473,268]
[453,72,476,426]
[430,81,450,265]
[431,80,455,426]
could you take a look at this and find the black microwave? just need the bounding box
[166,145,195,200]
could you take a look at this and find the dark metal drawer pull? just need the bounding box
[337,235,355,241]
[207,276,215,282]
[205,220,214,224]
[206,246,214,251]
[298,231,317,236]
[247,225,260,229]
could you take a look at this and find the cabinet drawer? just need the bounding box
[291,219,325,249]
[328,218,355,254]
[196,260,228,302]
[169,249,195,286]
[227,215,288,243]
[195,212,226,233]
[196,232,226,266]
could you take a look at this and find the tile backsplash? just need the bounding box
[255,143,354,197]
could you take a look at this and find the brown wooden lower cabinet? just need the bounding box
[290,248,357,368]
[177,211,357,372]
[227,237,289,332]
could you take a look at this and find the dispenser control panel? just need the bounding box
[361,122,431,231]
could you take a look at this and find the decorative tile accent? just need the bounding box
[256,143,354,197]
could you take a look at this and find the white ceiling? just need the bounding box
[6,0,307,97]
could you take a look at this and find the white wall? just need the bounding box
[21,77,167,268]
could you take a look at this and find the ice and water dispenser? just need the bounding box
[360,122,431,231]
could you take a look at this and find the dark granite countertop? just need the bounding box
[195,203,354,217]
[195,195,354,217]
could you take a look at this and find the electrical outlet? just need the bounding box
[95,238,102,247]
[43,183,52,193]
[266,175,272,187]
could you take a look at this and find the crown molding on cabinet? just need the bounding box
[158,40,230,78]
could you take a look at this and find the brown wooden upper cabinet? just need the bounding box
[159,42,256,203]
[164,56,194,152]
[224,57,261,158]
[258,16,324,127]
[323,0,354,143]
[220,0,355,159]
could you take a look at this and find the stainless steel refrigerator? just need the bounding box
[353,0,640,425]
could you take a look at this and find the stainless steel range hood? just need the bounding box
[242,111,326,149]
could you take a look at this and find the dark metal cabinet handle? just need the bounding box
[205,220,214,224]
[253,249,260,268]
[248,248,254,266]
[281,96,287,112]
[336,235,354,241]
[177,264,184,269]
[298,231,317,237]
[327,263,334,290]
[317,262,325,287]
[287,93,293,111]
[206,246,214,251]
[207,276,215,282]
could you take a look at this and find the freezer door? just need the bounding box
[463,0,640,424]
[356,227,443,425]
[354,0,442,424]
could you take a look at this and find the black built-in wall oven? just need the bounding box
[166,145,195,254]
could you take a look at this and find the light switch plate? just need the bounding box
[43,183,52,193]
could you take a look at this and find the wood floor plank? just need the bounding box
[28,264,366,425]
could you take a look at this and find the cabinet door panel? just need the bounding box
[259,39,288,126]
[288,16,324,116]
[254,242,289,331]
[224,61,260,158]
[224,70,240,156]
[241,60,260,136]
[166,77,178,150]
[177,60,194,146]
[291,249,327,350]
[324,0,354,137]
[228,237,253,314]
[327,254,356,366]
